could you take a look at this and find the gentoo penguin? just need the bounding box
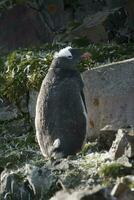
[35,46,87,158]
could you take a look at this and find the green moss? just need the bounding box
[0,50,53,103]
[68,21,82,31]
[0,124,42,168]
[99,163,131,178]
[63,169,84,188]
[79,142,98,156]
[72,36,89,47]
[129,182,134,189]
[77,42,134,71]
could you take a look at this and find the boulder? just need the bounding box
[64,11,109,43]
[82,58,134,140]
[0,5,52,53]
[0,170,32,200]
[0,164,58,200]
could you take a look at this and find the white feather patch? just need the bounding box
[54,46,72,58]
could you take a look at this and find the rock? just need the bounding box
[1,151,133,200]
[107,0,126,8]
[111,182,129,197]
[42,0,65,31]
[65,11,109,43]
[97,125,117,150]
[109,128,134,160]
[82,58,134,140]
[109,129,127,160]
[50,187,115,200]
[74,0,108,22]
[0,0,134,52]
[0,164,58,200]
[125,127,134,158]
[25,164,58,199]
[0,169,33,200]
[111,181,134,200]
[0,5,52,53]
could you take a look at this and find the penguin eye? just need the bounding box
[68,55,73,59]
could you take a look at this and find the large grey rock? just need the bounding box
[0,164,58,200]
[64,11,109,43]
[82,58,134,140]
[0,5,52,53]
[25,164,58,199]
[0,170,32,200]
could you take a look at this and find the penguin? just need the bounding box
[35,46,87,158]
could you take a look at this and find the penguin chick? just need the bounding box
[35,46,87,158]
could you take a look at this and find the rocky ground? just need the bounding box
[0,1,134,199]
[0,126,134,200]
[0,49,134,199]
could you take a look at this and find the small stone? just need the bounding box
[109,127,134,162]
[109,129,127,160]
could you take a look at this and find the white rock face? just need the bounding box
[82,58,134,140]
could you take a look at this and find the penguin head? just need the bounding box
[52,46,83,69]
